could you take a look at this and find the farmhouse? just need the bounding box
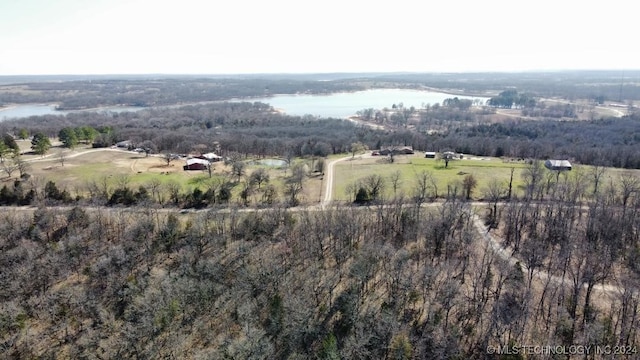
[544,159,572,171]
[183,158,210,171]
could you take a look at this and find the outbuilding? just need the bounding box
[201,152,223,162]
[425,151,436,158]
[183,158,210,171]
[116,140,132,148]
[544,159,572,171]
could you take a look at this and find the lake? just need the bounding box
[249,88,488,118]
[0,104,145,121]
[1,89,488,120]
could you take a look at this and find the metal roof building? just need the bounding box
[544,160,572,171]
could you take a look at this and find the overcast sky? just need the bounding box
[1,0,637,75]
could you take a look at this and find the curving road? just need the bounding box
[471,213,626,297]
[321,155,351,208]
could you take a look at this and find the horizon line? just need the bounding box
[1,69,640,78]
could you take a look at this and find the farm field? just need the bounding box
[331,153,640,202]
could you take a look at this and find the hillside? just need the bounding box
[1,194,638,358]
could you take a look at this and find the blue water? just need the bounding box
[250,88,487,118]
[255,159,287,167]
[0,104,144,121]
[0,104,61,120]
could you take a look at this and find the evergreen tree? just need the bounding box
[59,127,78,148]
[31,132,51,156]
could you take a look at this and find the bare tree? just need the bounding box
[2,156,18,178]
[522,160,544,200]
[619,172,639,209]
[115,174,131,189]
[166,181,181,205]
[289,163,307,188]
[363,174,385,202]
[57,149,67,167]
[147,178,164,204]
[589,164,607,196]
[249,168,270,189]
[15,155,30,178]
[389,170,402,198]
[413,170,432,207]
[507,167,515,200]
[345,182,358,203]
[231,161,246,182]
[462,174,478,200]
[239,182,254,206]
[162,152,175,166]
[483,179,505,228]
[285,181,303,206]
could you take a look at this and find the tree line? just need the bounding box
[0,77,365,110]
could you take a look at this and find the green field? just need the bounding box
[332,154,528,201]
[333,154,640,202]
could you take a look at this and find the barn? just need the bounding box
[183,158,210,171]
[544,159,572,171]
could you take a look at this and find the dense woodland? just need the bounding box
[375,71,640,102]
[1,167,639,358]
[0,77,366,110]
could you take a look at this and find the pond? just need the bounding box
[255,159,287,167]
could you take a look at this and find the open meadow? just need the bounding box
[332,153,640,202]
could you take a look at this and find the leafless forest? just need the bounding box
[1,164,639,358]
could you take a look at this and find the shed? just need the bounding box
[116,140,132,148]
[183,158,210,171]
[202,152,223,162]
[425,151,436,158]
[544,160,572,171]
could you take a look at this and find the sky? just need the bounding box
[1,0,638,75]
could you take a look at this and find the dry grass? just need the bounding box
[6,145,325,205]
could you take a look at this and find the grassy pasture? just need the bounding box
[333,154,528,201]
[10,145,323,205]
[332,153,640,201]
